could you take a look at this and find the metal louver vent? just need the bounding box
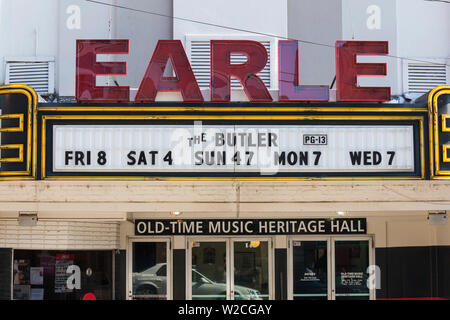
[5,59,55,95]
[0,220,120,249]
[190,41,271,89]
[407,62,448,93]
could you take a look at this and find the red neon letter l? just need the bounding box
[278,40,329,101]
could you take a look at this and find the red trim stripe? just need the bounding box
[377,297,449,300]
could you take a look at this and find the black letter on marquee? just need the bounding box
[65,151,73,165]
[127,151,136,165]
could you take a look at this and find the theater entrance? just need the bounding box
[186,237,273,300]
[288,236,374,300]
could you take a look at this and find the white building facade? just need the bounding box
[0,0,449,301]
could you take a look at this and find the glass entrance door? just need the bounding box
[190,241,228,300]
[128,240,171,300]
[188,238,272,300]
[232,240,270,300]
[290,239,330,300]
[332,240,371,300]
[289,237,373,300]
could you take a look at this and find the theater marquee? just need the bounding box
[4,83,450,181]
[41,114,425,179]
[53,124,414,173]
[429,86,450,179]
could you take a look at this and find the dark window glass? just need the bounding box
[233,241,269,300]
[292,241,328,300]
[13,250,113,300]
[132,242,167,300]
[334,240,370,300]
[191,242,227,300]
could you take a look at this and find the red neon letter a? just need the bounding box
[211,40,272,102]
[135,40,203,102]
[336,41,390,102]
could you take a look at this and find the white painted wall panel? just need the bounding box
[396,0,450,59]
[173,0,287,41]
[0,0,58,84]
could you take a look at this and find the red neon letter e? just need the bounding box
[135,40,203,102]
[211,40,272,102]
[76,39,129,102]
[336,41,390,102]
[278,40,329,101]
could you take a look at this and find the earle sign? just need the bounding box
[76,39,390,102]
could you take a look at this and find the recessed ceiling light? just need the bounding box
[336,211,346,216]
[170,211,182,216]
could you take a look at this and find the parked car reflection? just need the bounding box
[132,263,261,300]
[191,267,261,300]
[132,263,168,299]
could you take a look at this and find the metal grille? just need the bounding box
[5,60,54,95]
[407,62,448,93]
[190,40,271,89]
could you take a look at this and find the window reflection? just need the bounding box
[334,240,370,300]
[13,250,112,300]
[192,242,227,300]
[132,242,167,300]
[233,241,268,300]
[292,241,328,300]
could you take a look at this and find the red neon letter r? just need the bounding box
[211,40,272,102]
